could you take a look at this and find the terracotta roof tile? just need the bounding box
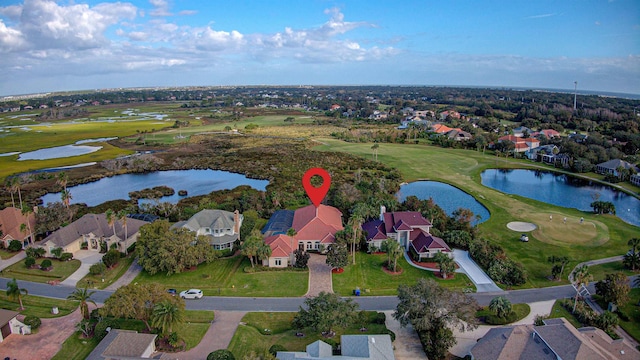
[0,207,36,242]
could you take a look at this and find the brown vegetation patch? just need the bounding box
[381,266,403,275]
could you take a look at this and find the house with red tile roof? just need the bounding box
[531,129,561,139]
[498,135,540,153]
[362,206,451,260]
[262,204,344,267]
[0,207,36,248]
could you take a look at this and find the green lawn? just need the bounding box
[316,138,640,289]
[1,258,81,283]
[76,256,135,290]
[476,303,531,325]
[586,261,636,281]
[548,300,582,328]
[134,255,308,297]
[0,249,21,260]
[51,309,215,360]
[617,288,640,342]
[0,291,77,318]
[332,252,475,296]
[228,311,391,359]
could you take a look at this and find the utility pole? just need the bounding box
[573,81,578,111]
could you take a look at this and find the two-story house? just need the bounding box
[172,209,243,250]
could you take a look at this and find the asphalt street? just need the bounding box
[1,277,623,311]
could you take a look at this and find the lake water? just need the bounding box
[18,144,102,160]
[397,181,490,225]
[481,169,640,227]
[40,169,269,207]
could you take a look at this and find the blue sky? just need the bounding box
[0,0,638,96]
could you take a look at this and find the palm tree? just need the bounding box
[371,143,379,161]
[433,252,456,279]
[347,211,364,265]
[382,238,403,272]
[151,300,184,336]
[489,296,512,319]
[56,172,68,192]
[5,177,17,208]
[118,210,129,254]
[105,209,116,238]
[61,189,73,221]
[20,205,34,245]
[571,265,593,313]
[67,287,97,319]
[624,237,640,271]
[6,177,23,209]
[6,278,27,310]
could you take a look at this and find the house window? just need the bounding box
[275,259,282,266]
[314,241,320,250]
[306,242,312,250]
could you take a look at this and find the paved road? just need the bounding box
[3,277,631,310]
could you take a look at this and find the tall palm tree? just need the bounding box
[151,300,184,336]
[118,210,129,254]
[6,177,23,209]
[105,209,116,238]
[61,189,73,221]
[5,177,16,208]
[56,172,68,192]
[624,237,640,271]
[67,287,97,319]
[20,205,34,245]
[347,212,363,265]
[6,278,27,310]
[571,265,593,313]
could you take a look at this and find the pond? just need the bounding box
[40,169,270,207]
[18,144,102,160]
[397,181,490,225]
[481,169,640,227]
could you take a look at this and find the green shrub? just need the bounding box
[24,256,36,268]
[94,318,117,340]
[23,315,41,330]
[207,349,236,360]
[102,249,120,268]
[8,240,22,252]
[51,247,63,259]
[25,247,45,258]
[40,259,52,269]
[90,262,106,275]
[59,252,73,261]
[269,344,287,356]
[373,312,386,324]
[385,329,396,342]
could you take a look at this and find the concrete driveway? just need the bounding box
[453,249,502,293]
[60,250,104,287]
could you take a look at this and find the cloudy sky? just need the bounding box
[1,0,639,96]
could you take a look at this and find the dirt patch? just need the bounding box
[381,266,403,275]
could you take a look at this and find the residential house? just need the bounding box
[86,329,157,360]
[595,159,639,177]
[262,204,343,268]
[531,129,561,139]
[498,135,540,153]
[362,207,451,260]
[36,213,148,256]
[524,144,558,162]
[446,129,473,141]
[0,207,36,248]
[172,209,243,250]
[0,309,30,341]
[631,173,640,187]
[277,334,395,360]
[440,110,461,120]
[469,318,639,360]
[512,126,532,137]
[569,132,589,143]
[432,123,459,134]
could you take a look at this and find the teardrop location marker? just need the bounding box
[302,168,331,208]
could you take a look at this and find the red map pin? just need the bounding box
[302,168,331,208]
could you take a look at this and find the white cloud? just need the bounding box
[149,0,171,17]
[0,19,26,52]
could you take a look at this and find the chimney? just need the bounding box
[234,210,241,236]
[380,205,386,221]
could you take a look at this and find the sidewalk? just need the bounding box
[0,251,26,272]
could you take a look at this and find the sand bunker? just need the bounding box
[507,222,537,232]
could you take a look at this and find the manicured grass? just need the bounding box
[0,249,20,260]
[76,256,135,290]
[332,252,475,296]
[134,256,308,297]
[1,259,81,283]
[476,303,531,325]
[316,139,640,289]
[548,300,582,328]
[51,333,100,360]
[51,309,215,360]
[0,291,77,318]
[587,261,636,281]
[228,311,391,360]
[617,288,640,342]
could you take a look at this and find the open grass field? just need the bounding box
[134,255,308,297]
[315,138,640,288]
[587,261,636,281]
[332,252,474,296]
[0,290,77,318]
[228,311,390,359]
[1,259,81,283]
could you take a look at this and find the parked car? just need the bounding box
[167,288,177,296]
[179,289,203,299]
